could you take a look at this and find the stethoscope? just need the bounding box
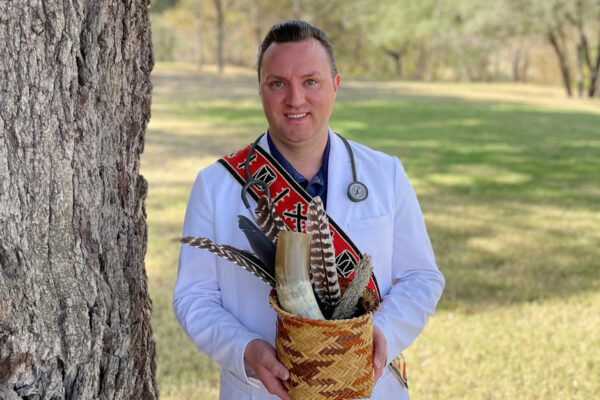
[241,133,368,213]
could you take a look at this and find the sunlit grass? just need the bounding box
[143,64,600,399]
[408,291,600,399]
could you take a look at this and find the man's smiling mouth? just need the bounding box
[285,113,308,119]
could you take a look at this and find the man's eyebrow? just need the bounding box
[263,71,322,80]
[302,71,321,78]
[263,74,286,81]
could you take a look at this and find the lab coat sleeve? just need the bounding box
[173,171,264,384]
[372,158,445,364]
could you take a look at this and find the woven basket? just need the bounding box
[269,290,378,400]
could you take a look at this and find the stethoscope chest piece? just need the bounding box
[337,132,369,203]
[347,181,368,202]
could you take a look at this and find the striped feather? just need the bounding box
[306,196,341,317]
[181,236,275,287]
[254,195,286,243]
[331,254,373,320]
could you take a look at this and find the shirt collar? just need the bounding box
[266,131,330,204]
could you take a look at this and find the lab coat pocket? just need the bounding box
[347,214,394,290]
[370,367,409,400]
[348,214,391,230]
[220,369,252,400]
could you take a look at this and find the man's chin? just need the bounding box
[270,128,327,146]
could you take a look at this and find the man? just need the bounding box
[173,20,444,400]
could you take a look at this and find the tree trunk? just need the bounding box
[292,0,302,19]
[548,30,573,97]
[576,41,584,97]
[512,46,522,82]
[0,1,157,399]
[383,47,406,78]
[391,52,402,77]
[193,2,204,71]
[214,0,225,73]
[414,42,429,81]
[249,0,262,49]
[521,45,530,83]
[588,32,600,97]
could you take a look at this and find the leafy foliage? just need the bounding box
[150,0,600,94]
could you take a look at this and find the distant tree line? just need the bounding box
[150,0,600,97]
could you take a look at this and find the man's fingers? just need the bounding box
[374,362,384,382]
[270,361,289,381]
[261,372,292,400]
[244,340,291,399]
[259,344,289,380]
[259,362,291,400]
[264,357,290,399]
[373,326,387,383]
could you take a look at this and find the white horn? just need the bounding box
[275,231,324,320]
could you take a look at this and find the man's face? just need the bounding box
[259,38,340,150]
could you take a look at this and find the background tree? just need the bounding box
[370,0,440,79]
[0,1,157,398]
[148,0,600,97]
[565,0,600,97]
[214,0,225,73]
[193,0,206,70]
[518,0,600,97]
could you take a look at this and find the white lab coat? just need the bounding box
[173,130,445,400]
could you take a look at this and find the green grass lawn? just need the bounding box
[143,63,600,399]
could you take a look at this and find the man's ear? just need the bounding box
[333,74,341,96]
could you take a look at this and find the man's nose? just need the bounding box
[285,83,305,107]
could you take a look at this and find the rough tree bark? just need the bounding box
[0,0,157,399]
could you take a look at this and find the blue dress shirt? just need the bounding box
[267,133,330,208]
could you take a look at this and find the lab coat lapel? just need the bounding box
[258,132,270,152]
[326,130,354,229]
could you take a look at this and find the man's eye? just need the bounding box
[272,81,284,88]
[305,79,316,86]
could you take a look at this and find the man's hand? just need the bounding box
[373,326,387,383]
[244,339,291,400]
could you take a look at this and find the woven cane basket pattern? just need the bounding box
[269,292,376,400]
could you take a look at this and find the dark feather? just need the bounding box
[238,215,276,274]
[306,196,341,317]
[331,254,373,320]
[254,195,287,244]
[181,236,275,287]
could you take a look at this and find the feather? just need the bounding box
[254,195,287,244]
[306,196,341,317]
[238,215,277,273]
[181,236,275,287]
[331,254,374,320]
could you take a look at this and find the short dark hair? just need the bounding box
[257,20,338,81]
